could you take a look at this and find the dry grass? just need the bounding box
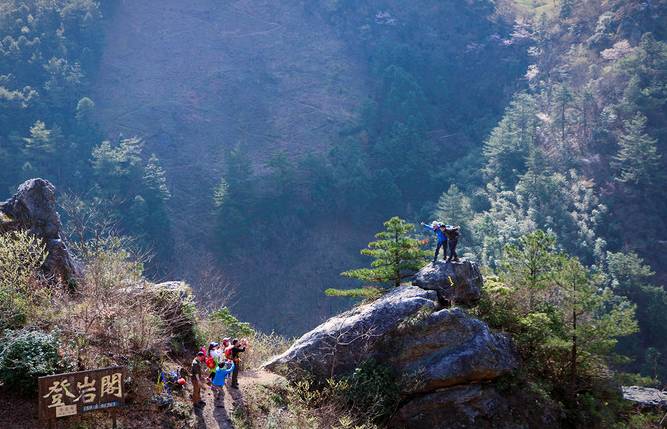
[244,332,291,370]
[231,376,381,429]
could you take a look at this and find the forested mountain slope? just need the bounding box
[91,0,526,334]
[93,0,367,277]
[2,1,665,356]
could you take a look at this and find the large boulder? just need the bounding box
[622,386,667,410]
[264,286,439,379]
[390,385,505,429]
[383,307,517,394]
[0,178,80,284]
[264,286,516,393]
[390,384,561,429]
[413,259,482,306]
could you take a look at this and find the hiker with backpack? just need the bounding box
[227,338,247,388]
[211,360,235,401]
[444,225,461,262]
[190,351,207,408]
[422,221,447,263]
[205,342,220,384]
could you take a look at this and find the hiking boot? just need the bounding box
[230,384,239,389]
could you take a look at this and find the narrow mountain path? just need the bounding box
[195,369,283,429]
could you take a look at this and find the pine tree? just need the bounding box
[21,120,65,181]
[143,154,171,201]
[22,121,55,155]
[483,92,538,185]
[559,0,574,20]
[213,177,229,208]
[552,84,573,145]
[612,113,662,187]
[606,251,667,380]
[328,217,429,298]
[554,257,637,393]
[500,230,561,312]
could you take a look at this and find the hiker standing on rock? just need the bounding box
[191,351,207,408]
[422,221,447,263]
[228,338,247,388]
[444,225,461,263]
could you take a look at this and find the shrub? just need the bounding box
[342,360,400,423]
[209,307,254,338]
[0,230,48,330]
[52,237,167,370]
[243,331,291,369]
[0,329,73,395]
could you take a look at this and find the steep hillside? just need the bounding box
[93,0,525,334]
[93,0,366,268]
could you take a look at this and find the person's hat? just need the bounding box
[209,342,219,347]
[197,351,205,356]
[431,221,439,228]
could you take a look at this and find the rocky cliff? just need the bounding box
[264,260,559,428]
[0,179,80,285]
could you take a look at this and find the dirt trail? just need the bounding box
[194,369,283,429]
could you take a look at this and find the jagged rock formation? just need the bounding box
[263,285,518,388]
[390,383,561,429]
[383,306,516,394]
[413,260,483,306]
[0,178,80,284]
[264,260,528,427]
[126,281,199,352]
[622,386,667,410]
[264,286,441,379]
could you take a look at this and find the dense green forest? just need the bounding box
[0,0,172,263]
[1,0,666,386]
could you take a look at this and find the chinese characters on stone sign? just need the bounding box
[38,366,127,421]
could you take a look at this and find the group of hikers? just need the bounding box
[422,220,461,263]
[190,338,248,408]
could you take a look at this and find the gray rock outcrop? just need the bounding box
[384,307,517,394]
[622,386,667,409]
[264,259,526,427]
[0,178,80,284]
[390,383,561,429]
[264,286,516,393]
[264,286,440,379]
[413,260,483,306]
[390,384,513,429]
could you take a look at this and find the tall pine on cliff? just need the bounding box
[327,217,429,298]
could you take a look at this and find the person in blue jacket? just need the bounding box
[422,221,447,263]
[211,360,235,402]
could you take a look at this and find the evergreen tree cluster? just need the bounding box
[0,1,172,270]
[449,0,667,381]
